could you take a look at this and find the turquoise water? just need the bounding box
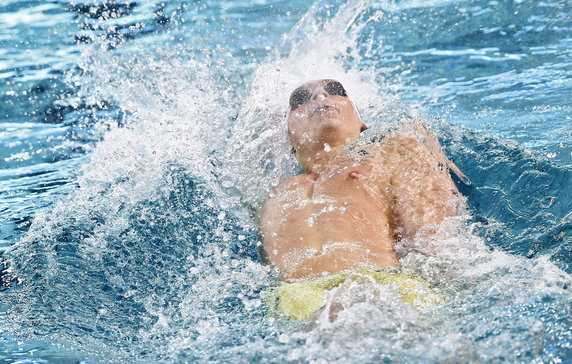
[0,0,570,362]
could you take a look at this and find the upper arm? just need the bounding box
[384,125,465,238]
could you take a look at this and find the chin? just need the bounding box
[316,115,344,130]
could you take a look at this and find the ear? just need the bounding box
[360,123,368,132]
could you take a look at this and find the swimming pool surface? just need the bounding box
[0,0,570,362]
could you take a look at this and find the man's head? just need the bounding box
[287,79,366,160]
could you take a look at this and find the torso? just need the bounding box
[262,150,399,281]
[261,127,464,282]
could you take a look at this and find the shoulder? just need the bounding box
[374,122,442,160]
[383,123,429,145]
[261,174,313,211]
[259,174,313,229]
[274,174,314,194]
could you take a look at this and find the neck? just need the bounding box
[297,140,358,175]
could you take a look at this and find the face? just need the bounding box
[287,79,364,155]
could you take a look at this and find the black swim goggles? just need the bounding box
[289,80,348,111]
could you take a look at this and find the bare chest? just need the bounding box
[312,155,389,204]
[290,156,391,241]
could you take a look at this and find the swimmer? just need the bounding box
[260,79,466,283]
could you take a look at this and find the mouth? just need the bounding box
[311,103,338,117]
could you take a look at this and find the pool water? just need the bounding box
[0,0,570,362]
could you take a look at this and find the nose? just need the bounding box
[312,87,328,101]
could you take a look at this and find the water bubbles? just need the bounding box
[0,0,570,362]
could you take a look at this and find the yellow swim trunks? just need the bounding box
[265,269,443,321]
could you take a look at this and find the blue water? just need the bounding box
[0,0,571,362]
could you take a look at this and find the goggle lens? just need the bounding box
[289,81,347,110]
